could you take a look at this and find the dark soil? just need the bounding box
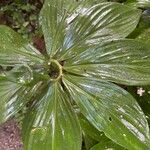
[0,119,23,150]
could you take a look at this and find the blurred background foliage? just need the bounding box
[0,0,43,39]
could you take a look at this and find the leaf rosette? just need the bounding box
[0,0,150,150]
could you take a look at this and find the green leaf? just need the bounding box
[71,2,141,40]
[128,10,150,45]
[80,115,126,149]
[125,0,150,7]
[63,39,150,85]
[79,115,110,149]
[136,27,150,45]
[83,134,98,150]
[79,115,108,142]
[22,82,82,150]
[127,86,150,125]
[84,0,108,4]
[90,140,126,150]
[0,25,44,66]
[0,66,42,124]
[40,1,141,58]
[57,2,141,58]
[63,75,150,149]
[135,12,150,45]
[40,0,69,57]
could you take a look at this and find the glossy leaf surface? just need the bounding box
[84,135,98,150]
[64,39,150,85]
[0,0,149,150]
[79,114,108,142]
[128,10,150,45]
[135,12,150,45]
[90,141,126,150]
[127,86,150,125]
[0,25,44,66]
[80,115,110,149]
[0,66,42,124]
[136,28,150,45]
[125,0,150,7]
[40,1,141,58]
[22,82,82,150]
[63,75,150,149]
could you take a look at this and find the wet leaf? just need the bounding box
[128,9,150,45]
[90,140,126,150]
[79,115,108,142]
[40,1,141,58]
[0,67,42,124]
[125,0,150,7]
[63,75,150,149]
[64,39,150,85]
[79,115,109,149]
[127,86,150,125]
[0,25,44,66]
[0,1,149,150]
[22,82,82,150]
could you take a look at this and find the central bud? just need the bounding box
[47,60,62,81]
